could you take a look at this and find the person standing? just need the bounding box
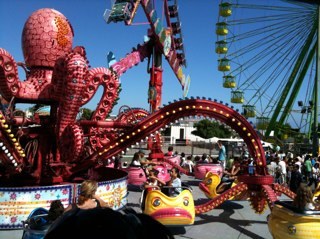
[278,157,287,185]
[217,140,226,168]
[304,155,313,184]
[289,164,303,193]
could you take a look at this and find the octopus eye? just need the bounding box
[183,198,189,206]
[152,198,161,207]
[206,178,212,185]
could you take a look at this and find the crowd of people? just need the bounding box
[265,150,320,193]
[128,143,320,197]
[23,144,320,238]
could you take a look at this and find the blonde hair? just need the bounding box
[293,184,313,210]
[78,180,98,205]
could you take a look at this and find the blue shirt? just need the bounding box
[219,145,226,161]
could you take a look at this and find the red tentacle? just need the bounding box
[0,48,19,101]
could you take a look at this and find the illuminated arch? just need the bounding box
[94,99,266,174]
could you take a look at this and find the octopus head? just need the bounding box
[22,8,74,68]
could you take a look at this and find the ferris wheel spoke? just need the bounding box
[235,3,313,11]
[277,51,316,126]
[216,0,319,139]
[266,33,317,137]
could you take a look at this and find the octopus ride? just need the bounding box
[0,1,319,237]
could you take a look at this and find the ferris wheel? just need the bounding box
[215,0,320,141]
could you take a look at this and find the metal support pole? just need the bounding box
[312,6,320,156]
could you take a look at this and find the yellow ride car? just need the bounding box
[141,187,195,226]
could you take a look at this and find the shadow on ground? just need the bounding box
[194,201,267,239]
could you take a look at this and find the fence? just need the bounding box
[125,140,241,159]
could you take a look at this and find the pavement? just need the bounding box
[0,174,274,239]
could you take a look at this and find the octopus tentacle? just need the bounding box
[0,48,19,101]
[83,67,120,118]
[84,43,150,150]
[60,124,84,163]
[83,67,120,149]
[117,107,149,124]
[57,51,88,137]
[0,48,55,101]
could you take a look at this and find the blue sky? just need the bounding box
[0,0,227,115]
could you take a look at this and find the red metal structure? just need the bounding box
[0,1,295,217]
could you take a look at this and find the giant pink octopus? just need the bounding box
[0,8,145,184]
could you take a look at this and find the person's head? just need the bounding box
[44,207,174,239]
[149,169,159,177]
[211,156,219,164]
[293,164,300,171]
[217,140,222,146]
[170,167,180,179]
[194,155,201,162]
[293,184,313,210]
[181,152,185,157]
[168,146,173,152]
[138,150,145,158]
[48,200,64,221]
[201,153,207,161]
[78,180,98,205]
[132,152,140,161]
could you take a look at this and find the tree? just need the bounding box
[28,104,46,114]
[191,119,231,139]
[80,108,93,120]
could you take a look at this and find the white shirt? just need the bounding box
[132,160,141,166]
[182,160,194,172]
[295,161,302,172]
[169,178,182,197]
[278,160,287,174]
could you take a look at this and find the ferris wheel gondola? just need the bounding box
[216,0,320,142]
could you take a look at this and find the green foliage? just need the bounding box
[14,109,25,116]
[191,119,231,139]
[81,108,93,120]
[28,104,46,114]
